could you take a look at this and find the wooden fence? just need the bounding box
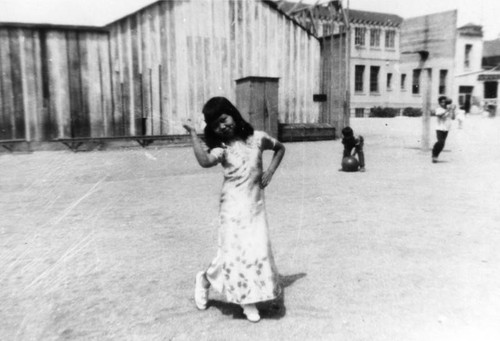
[0,27,111,141]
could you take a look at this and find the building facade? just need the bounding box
[347,10,403,117]
[454,23,484,113]
[477,38,500,115]
[399,11,457,114]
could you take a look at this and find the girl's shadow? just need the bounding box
[208,273,307,320]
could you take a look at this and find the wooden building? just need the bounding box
[0,0,348,144]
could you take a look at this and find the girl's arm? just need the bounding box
[261,141,285,188]
[183,121,219,168]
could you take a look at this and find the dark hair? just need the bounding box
[202,97,254,149]
[438,96,447,103]
[341,126,356,148]
[341,126,354,137]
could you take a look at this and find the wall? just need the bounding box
[349,23,401,115]
[320,32,348,128]
[0,0,326,141]
[0,26,111,141]
[454,32,484,111]
[107,0,322,135]
[398,11,457,109]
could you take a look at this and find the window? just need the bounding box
[412,69,421,94]
[385,30,396,49]
[439,70,448,95]
[370,29,380,47]
[464,44,472,69]
[484,82,497,99]
[355,65,365,92]
[387,73,393,90]
[355,27,366,46]
[370,66,380,93]
[355,108,365,117]
[401,74,407,90]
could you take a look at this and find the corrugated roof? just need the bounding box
[276,2,402,27]
[347,9,403,27]
[459,22,482,29]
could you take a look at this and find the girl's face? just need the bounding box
[211,113,236,139]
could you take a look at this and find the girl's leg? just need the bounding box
[432,130,448,160]
[241,304,261,322]
[355,145,365,170]
[194,271,210,310]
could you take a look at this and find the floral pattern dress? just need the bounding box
[205,131,281,305]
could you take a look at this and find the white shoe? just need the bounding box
[194,271,208,310]
[242,304,261,322]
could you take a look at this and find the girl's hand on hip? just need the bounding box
[261,171,273,188]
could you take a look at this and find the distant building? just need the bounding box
[477,38,500,115]
[348,10,403,117]
[482,38,500,68]
[399,11,458,114]
[454,23,484,113]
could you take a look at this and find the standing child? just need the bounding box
[432,96,455,163]
[183,97,285,323]
[340,126,365,172]
[456,105,466,129]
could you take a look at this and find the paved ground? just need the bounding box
[1,116,500,341]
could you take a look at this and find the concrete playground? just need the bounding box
[1,115,500,340]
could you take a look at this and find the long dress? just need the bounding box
[205,131,281,305]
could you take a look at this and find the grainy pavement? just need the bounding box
[1,116,499,341]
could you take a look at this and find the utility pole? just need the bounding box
[343,0,351,128]
[418,51,431,150]
[404,50,431,150]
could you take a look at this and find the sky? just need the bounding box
[0,0,499,40]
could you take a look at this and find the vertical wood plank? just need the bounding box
[123,18,133,135]
[98,33,113,137]
[242,0,249,76]
[86,33,104,137]
[47,31,70,138]
[150,4,161,135]
[229,0,236,97]
[9,29,26,139]
[32,30,44,141]
[187,1,198,120]
[140,10,150,134]
[0,29,14,139]
[166,0,178,134]
[174,0,189,133]
[159,1,170,134]
[237,1,243,78]
[77,31,91,137]
[222,0,231,98]
[110,26,123,136]
[130,14,143,135]
[0,31,6,139]
[19,29,38,141]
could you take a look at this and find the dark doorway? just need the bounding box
[459,86,474,112]
[484,82,498,99]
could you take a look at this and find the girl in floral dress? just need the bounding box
[183,97,285,322]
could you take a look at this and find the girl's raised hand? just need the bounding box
[182,119,196,134]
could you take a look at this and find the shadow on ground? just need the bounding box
[208,273,307,321]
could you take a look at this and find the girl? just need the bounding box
[183,97,285,322]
